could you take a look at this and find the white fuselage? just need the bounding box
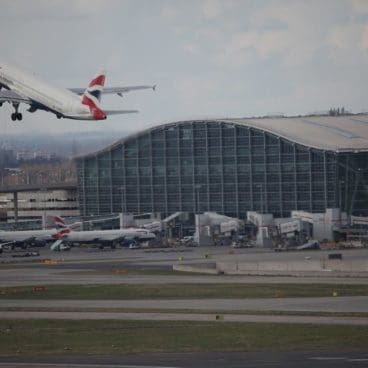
[0,63,92,119]
[0,229,57,243]
[61,228,155,243]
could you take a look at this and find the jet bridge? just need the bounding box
[142,212,184,237]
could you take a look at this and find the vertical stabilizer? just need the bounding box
[82,71,106,120]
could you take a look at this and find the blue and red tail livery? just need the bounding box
[84,72,106,102]
[53,228,71,239]
[53,215,66,229]
[82,71,106,120]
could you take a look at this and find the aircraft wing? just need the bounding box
[0,90,31,104]
[69,85,156,97]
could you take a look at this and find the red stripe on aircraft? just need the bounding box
[89,74,105,87]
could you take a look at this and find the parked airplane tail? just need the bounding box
[82,71,106,120]
[45,215,66,229]
[53,228,71,239]
[52,216,81,231]
[53,215,67,229]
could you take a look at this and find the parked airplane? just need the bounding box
[51,227,156,251]
[0,62,155,121]
[0,216,70,250]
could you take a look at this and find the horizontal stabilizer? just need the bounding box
[104,110,139,115]
[69,85,156,96]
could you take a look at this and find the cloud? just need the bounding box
[215,29,292,69]
[160,4,178,20]
[0,0,124,19]
[327,22,368,65]
[202,0,222,19]
[328,24,363,50]
[362,25,368,50]
[351,0,368,14]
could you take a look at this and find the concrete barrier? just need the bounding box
[287,260,322,272]
[175,258,368,277]
[173,264,219,275]
[216,259,368,276]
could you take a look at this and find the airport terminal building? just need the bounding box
[76,116,368,219]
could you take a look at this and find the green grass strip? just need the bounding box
[0,319,368,355]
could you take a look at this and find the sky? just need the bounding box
[1,0,368,137]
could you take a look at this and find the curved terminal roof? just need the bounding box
[231,114,368,153]
[78,114,368,159]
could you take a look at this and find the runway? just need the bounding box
[1,351,368,368]
[1,310,368,325]
[2,295,368,313]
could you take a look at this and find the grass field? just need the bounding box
[1,319,368,355]
[1,283,367,299]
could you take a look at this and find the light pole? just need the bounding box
[40,188,47,230]
[120,186,125,228]
[339,180,345,212]
[195,184,202,246]
[257,183,264,214]
[260,184,264,214]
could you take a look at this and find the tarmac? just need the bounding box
[1,246,368,286]
[1,310,368,325]
[1,245,368,367]
[1,352,368,368]
[2,295,368,313]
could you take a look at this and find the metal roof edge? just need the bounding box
[75,115,368,160]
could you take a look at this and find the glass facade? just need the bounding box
[76,121,368,218]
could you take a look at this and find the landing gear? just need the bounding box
[11,103,22,121]
[11,112,22,121]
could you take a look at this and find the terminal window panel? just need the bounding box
[167,177,179,185]
[208,127,220,137]
[166,148,178,157]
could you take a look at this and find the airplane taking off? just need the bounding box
[0,62,156,121]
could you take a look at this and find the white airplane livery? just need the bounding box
[51,227,156,251]
[0,216,70,249]
[0,62,155,121]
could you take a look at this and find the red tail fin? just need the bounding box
[82,71,106,120]
[53,228,70,239]
[53,216,66,229]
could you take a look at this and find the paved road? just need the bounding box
[2,295,368,313]
[1,310,368,325]
[1,351,368,368]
